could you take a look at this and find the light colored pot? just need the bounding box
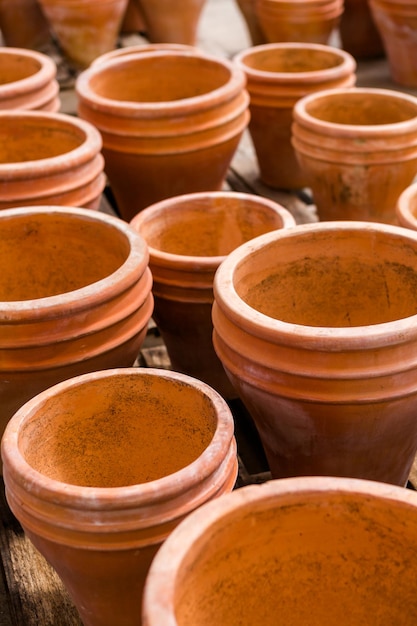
[0,0,51,49]
[142,476,417,625]
[292,87,417,223]
[1,367,238,626]
[134,0,206,45]
[212,220,417,485]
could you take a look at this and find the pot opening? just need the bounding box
[244,48,344,73]
[0,55,42,84]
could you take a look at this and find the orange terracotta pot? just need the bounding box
[234,43,356,190]
[0,110,105,210]
[76,50,250,220]
[339,0,385,59]
[0,0,51,49]
[135,0,206,45]
[37,0,129,69]
[235,0,266,45]
[143,476,417,625]
[130,191,295,398]
[0,47,60,112]
[1,367,238,626]
[0,206,153,447]
[291,87,417,223]
[212,220,417,485]
[396,181,417,229]
[91,42,197,67]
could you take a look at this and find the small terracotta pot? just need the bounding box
[1,367,238,626]
[235,0,266,45]
[212,220,417,485]
[339,0,385,60]
[142,476,417,625]
[130,191,295,398]
[0,47,60,112]
[0,110,105,211]
[233,43,356,190]
[292,87,417,223]
[135,0,206,45]
[91,42,197,67]
[76,50,250,220]
[0,206,153,446]
[396,181,417,229]
[0,0,51,49]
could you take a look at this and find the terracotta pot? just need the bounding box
[0,206,153,447]
[37,0,129,69]
[143,476,417,625]
[0,110,106,210]
[0,0,51,49]
[291,87,417,223]
[0,47,60,112]
[120,0,146,33]
[235,0,266,45]
[135,0,206,45]
[130,191,295,398]
[339,0,385,60]
[233,43,356,190]
[255,0,344,44]
[212,220,417,485]
[1,367,238,626]
[91,42,197,67]
[76,50,250,221]
[396,181,417,229]
[369,0,417,87]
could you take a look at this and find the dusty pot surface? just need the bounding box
[212,220,417,485]
[234,42,356,189]
[142,476,417,625]
[396,181,417,229]
[1,367,238,626]
[130,191,295,398]
[136,0,206,45]
[292,86,417,223]
[76,50,250,220]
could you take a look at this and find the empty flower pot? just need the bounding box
[233,42,356,189]
[75,50,250,220]
[130,191,295,398]
[142,475,417,625]
[1,366,238,626]
[292,87,417,223]
[212,220,417,485]
[135,0,206,45]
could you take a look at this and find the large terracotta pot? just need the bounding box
[235,0,266,45]
[0,206,153,447]
[291,87,417,223]
[339,0,385,59]
[396,181,417,229]
[1,367,238,626]
[130,191,295,398]
[76,50,250,221]
[134,0,206,45]
[212,220,417,485]
[142,476,417,625]
[0,47,60,112]
[0,0,51,49]
[0,110,105,210]
[233,43,356,190]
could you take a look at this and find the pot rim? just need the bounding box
[91,43,200,68]
[0,47,57,97]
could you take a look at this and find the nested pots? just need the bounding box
[76,50,250,221]
[233,43,356,190]
[136,0,207,45]
[212,220,417,485]
[292,87,417,223]
[0,206,153,445]
[130,191,295,398]
[1,367,238,626]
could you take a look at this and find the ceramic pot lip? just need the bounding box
[0,205,150,319]
[1,367,235,512]
[396,182,417,229]
[293,86,417,137]
[90,43,199,67]
[0,47,57,95]
[213,220,417,347]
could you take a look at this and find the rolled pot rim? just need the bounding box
[90,43,200,68]
[213,220,417,348]
[1,367,235,510]
[0,205,150,319]
[0,47,57,95]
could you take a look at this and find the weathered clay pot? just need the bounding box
[0,110,105,210]
[0,0,51,49]
[235,0,266,45]
[91,42,197,67]
[292,87,417,223]
[37,0,129,69]
[76,50,250,220]
[130,191,295,398]
[0,206,153,447]
[233,43,356,189]
[143,476,417,625]
[1,367,238,626]
[0,47,60,112]
[396,181,417,229]
[135,0,206,45]
[212,220,417,485]
[339,0,385,59]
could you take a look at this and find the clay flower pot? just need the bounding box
[396,181,417,229]
[143,476,417,625]
[292,87,417,223]
[91,42,197,67]
[134,0,206,45]
[76,50,250,220]
[212,220,417,485]
[235,0,266,45]
[130,191,295,398]
[0,0,51,50]
[0,206,153,446]
[0,110,106,211]
[255,0,344,45]
[233,43,356,190]
[1,367,238,626]
[339,0,385,60]
[0,47,60,112]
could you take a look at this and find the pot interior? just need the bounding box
[0,54,41,84]
[19,372,217,487]
[242,47,344,73]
